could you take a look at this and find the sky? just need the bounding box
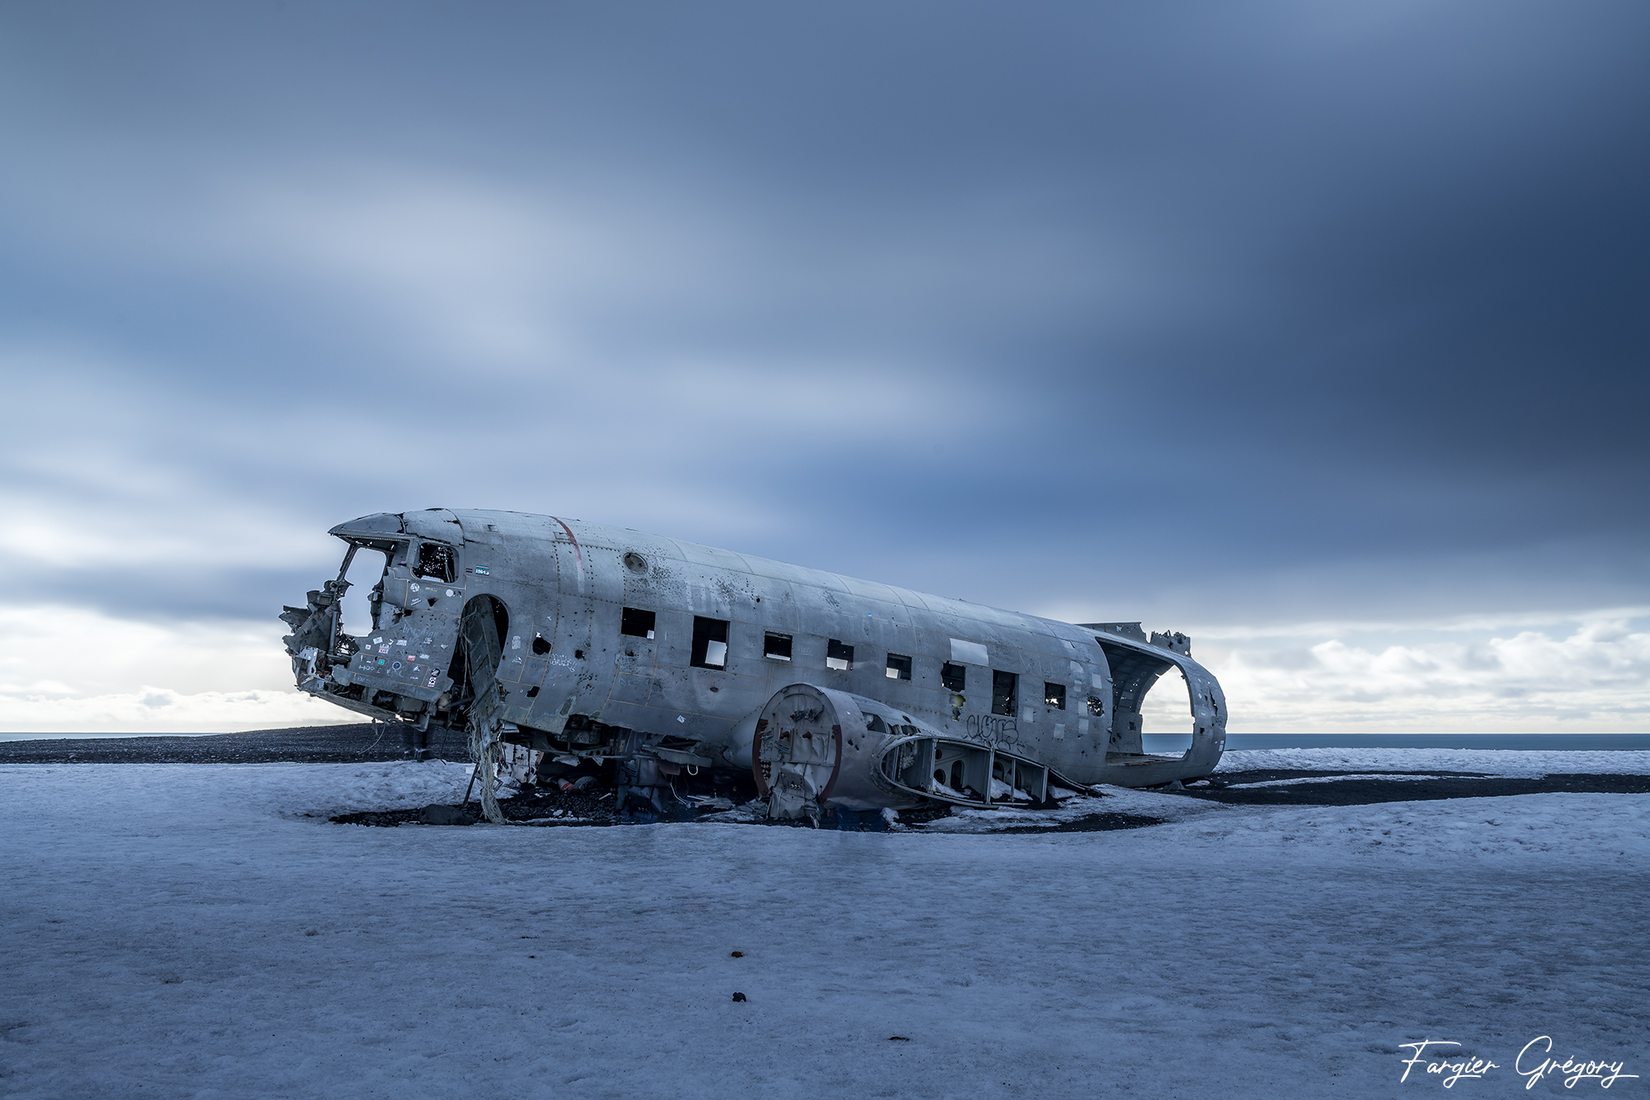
[2,1,1646,733]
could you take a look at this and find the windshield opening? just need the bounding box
[415,541,457,583]
[338,541,394,639]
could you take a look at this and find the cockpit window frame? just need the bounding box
[414,541,458,584]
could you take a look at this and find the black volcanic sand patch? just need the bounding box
[333,790,956,830]
[1182,771,1650,806]
[1203,768,1494,784]
[334,789,1165,832]
[0,724,471,765]
[977,812,1166,833]
[333,785,621,828]
[7,729,1648,822]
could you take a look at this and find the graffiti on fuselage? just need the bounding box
[965,713,1021,749]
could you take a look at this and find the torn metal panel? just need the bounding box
[281,509,1230,822]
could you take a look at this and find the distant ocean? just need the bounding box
[2,730,1647,749]
[1149,733,1650,752]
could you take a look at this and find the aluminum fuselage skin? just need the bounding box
[290,508,1227,792]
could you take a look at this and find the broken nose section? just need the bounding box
[329,508,465,546]
[281,508,466,727]
[328,511,406,542]
[279,583,345,692]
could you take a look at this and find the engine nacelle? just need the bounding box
[751,683,1059,820]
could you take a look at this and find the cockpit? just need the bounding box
[280,510,469,724]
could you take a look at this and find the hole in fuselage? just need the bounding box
[339,545,390,639]
[415,542,456,584]
[1140,670,1194,756]
[448,594,510,708]
[1097,638,1197,763]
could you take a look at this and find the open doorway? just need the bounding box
[338,545,390,640]
[448,594,510,710]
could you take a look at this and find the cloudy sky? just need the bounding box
[3,1,1646,733]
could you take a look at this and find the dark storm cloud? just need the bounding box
[22,564,324,624]
[3,0,1647,632]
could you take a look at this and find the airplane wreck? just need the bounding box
[281,509,1227,823]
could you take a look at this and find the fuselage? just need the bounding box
[281,508,1227,811]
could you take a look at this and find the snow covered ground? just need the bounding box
[1213,746,1650,778]
[2,753,1647,1098]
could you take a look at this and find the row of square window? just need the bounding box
[620,607,1071,716]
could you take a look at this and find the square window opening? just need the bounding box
[992,670,1019,716]
[1044,682,1067,710]
[826,639,854,671]
[886,653,912,681]
[691,616,729,669]
[941,661,967,692]
[620,607,656,640]
[414,542,456,583]
[764,631,793,661]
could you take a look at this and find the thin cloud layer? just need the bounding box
[1203,615,1650,733]
[2,2,1646,730]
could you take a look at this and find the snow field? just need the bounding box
[1,756,1646,1098]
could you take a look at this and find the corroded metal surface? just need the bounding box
[281,509,1228,819]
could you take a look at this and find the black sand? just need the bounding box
[4,729,1646,826]
[1188,769,1650,805]
[0,724,470,764]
